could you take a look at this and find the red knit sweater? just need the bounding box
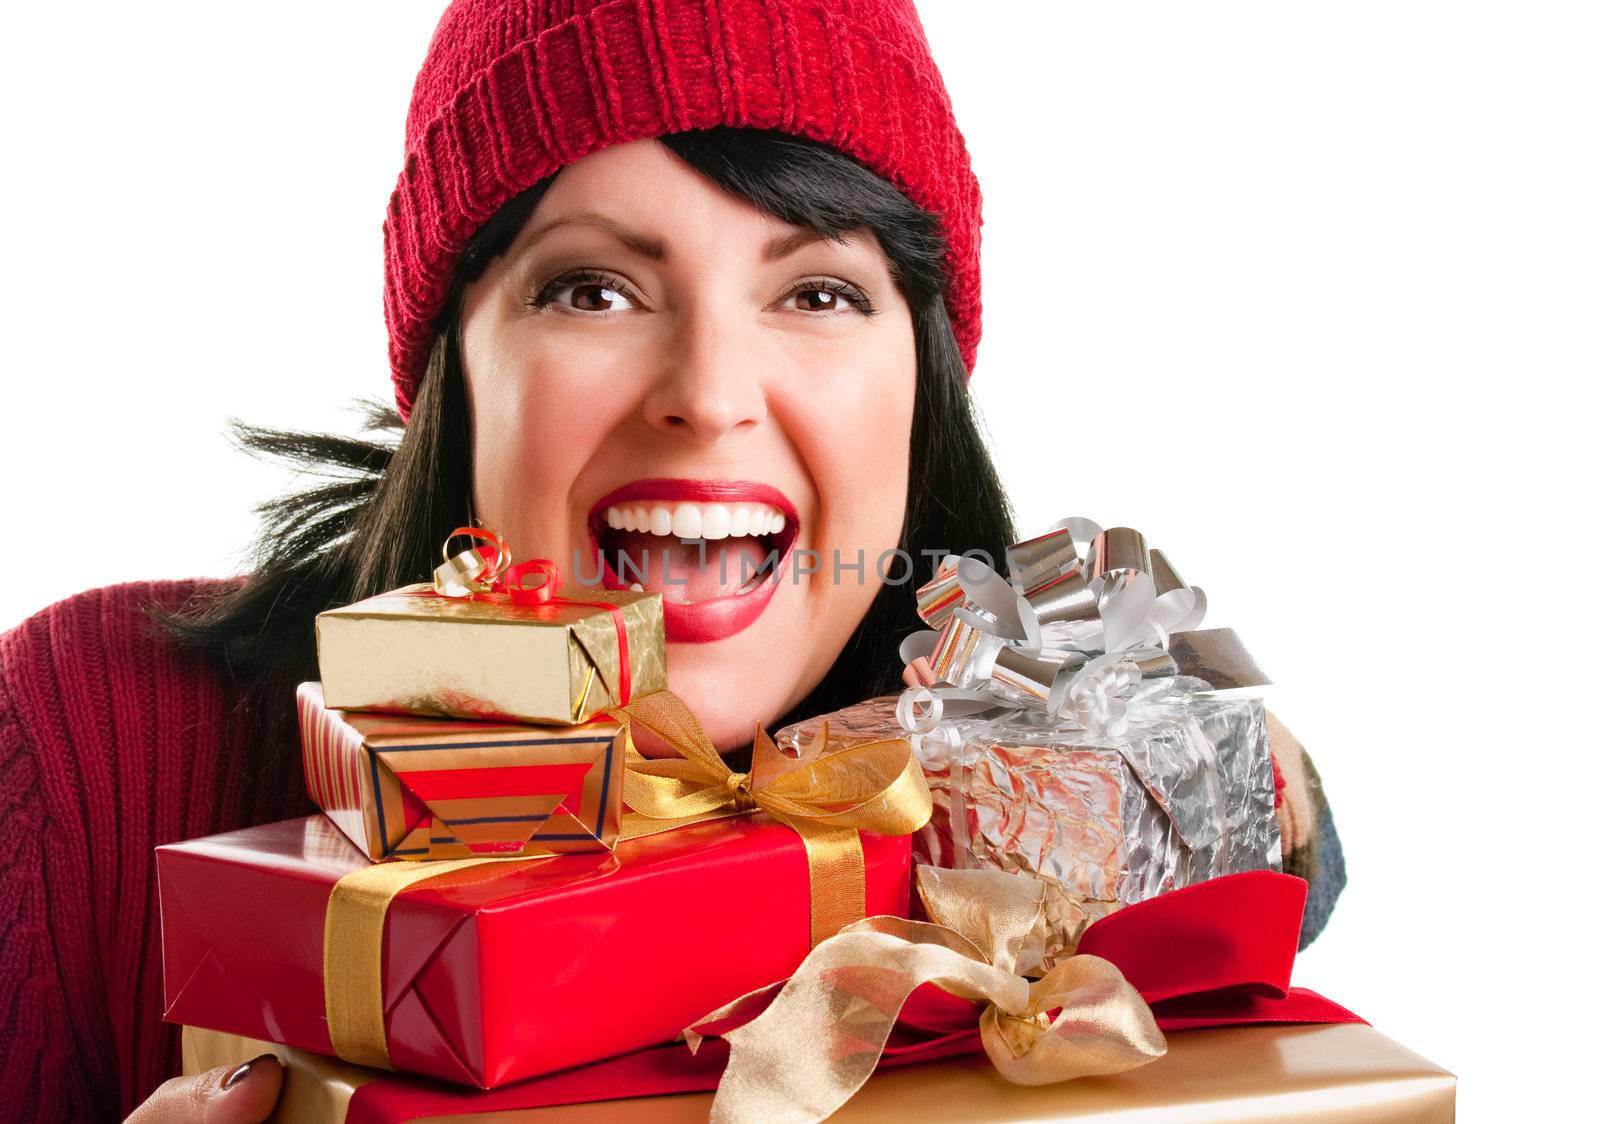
[0,580,312,1122]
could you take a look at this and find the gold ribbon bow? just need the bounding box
[691,865,1166,1124]
[619,689,932,947]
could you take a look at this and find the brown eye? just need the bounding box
[530,269,638,313]
[566,283,628,312]
[795,288,841,312]
[787,278,876,316]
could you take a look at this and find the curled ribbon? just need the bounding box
[619,690,933,947]
[431,526,508,598]
[430,525,633,707]
[899,518,1231,738]
[688,864,1166,1124]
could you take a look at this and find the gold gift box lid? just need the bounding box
[315,584,665,725]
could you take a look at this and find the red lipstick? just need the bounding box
[587,478,800,644]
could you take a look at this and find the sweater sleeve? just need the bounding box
[1294,751,1347,949]
[0,644,105,1122]
[0,581,313,1122]
[1268,711,1348,949]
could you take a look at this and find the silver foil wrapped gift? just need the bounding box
[779,517,1281,941]
[773,679,1279,941]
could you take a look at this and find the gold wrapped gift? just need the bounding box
[316,584,665,725]
[183,1022,1454,1122]
[297,682,627,861]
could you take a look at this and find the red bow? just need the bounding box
[431,526,634,706]
[888,870,1359,1057]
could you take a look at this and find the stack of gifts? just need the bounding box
[160,522,1455,1120]
[159,528,925,1090]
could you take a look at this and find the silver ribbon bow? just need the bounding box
[898,518,1220,739]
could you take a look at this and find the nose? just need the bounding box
[642,307,768,443]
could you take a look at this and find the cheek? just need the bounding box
[789,349,916,555]
[462,323,633,545]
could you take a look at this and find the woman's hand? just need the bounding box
[902,657,936,689]
[124,1054,283,1124]
[1266,710,1313,857]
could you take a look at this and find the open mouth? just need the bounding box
[587,478,801,644]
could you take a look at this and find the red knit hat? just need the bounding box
[384,0,984,418]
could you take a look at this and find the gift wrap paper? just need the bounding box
[316,585,666,724]
[775,680,1280,932]
[183,1022,1456,1122]
[298,682,626,861]
[159,815,910,1089]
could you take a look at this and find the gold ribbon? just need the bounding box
[618,689,933,947]
[322,690,931,1069]
[324,856,535,1069]
[689,865,1166,1124]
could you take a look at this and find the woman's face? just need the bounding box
[458,138,917,750]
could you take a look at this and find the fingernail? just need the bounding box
[223,1053,278,1090]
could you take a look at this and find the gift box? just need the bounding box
[182,1021,1455,1122]
[826,518,1282,932]
[775,679,1279,934]
[180,868,1456,1122]
[158,814,910,1090]
[315,583,665,724]
[297,682,627,861]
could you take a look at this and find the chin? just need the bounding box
[661,629,796,753]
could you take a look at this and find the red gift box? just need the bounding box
[158,814,910,1089]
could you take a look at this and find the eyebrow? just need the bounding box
[515,210,843,264]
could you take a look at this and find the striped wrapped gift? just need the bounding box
[297,682,625,861]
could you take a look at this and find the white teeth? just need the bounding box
[672,505,702,538]
[602,499,789,540]
[700,504,731,539]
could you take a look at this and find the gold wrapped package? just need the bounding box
[315,585,665,725]
[183,1023,1456,1122]
[297,682,626,861]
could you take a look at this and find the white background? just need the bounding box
[3,3,1596,1118]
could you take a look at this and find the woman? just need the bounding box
[0,2,1343,1120]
